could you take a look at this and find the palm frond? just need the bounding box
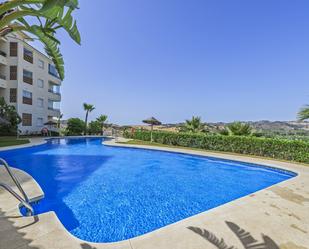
[297,105,309,121]
[29,25,64,79]
[0,0,81,80]
[39,0,81,44]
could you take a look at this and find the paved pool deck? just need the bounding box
[0,137,308,249]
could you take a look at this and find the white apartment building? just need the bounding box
[0,32,62,135]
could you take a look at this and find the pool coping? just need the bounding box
[0,137,309,249]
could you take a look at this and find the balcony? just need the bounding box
[48,64,60,79]
[23,76,33,85]
[0,50,7,65]
[24,48,33,64]
[48,89,61,101]
[23,96,32,105]
[0,74,7,88]
[48,79,61,87]
[23,53,33,64]
[48,107,61,117]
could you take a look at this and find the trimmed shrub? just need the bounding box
[66,118,85,136]
[124,130,309,164]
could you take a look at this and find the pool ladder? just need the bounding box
[0,158,34,216]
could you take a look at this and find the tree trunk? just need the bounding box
[150,125,153,142]
[84,111,88,135]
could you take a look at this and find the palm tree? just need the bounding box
[57,113,63,129]
[96,115,108,136]
[298,105,309,121]
[0,0,81,80]
[227,121,252,136]
[181,116,205,133]
[83,103,95,135]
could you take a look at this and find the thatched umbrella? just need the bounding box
[142,117,161,142]
[44,120,57,136]
[44,120,57,126]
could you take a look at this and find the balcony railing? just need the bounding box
[23,97,32,105]
[23,76,33,85]
[48,64,60,79]
[0,74,6,80]
[48,89,61,95]
[24,53,33,64]
[48,107,60,112]
[0,50,7,57]
[10,72,17,80]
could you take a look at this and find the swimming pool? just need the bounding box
[0,138,296,242]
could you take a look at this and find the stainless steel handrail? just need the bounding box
[0,158,29,203]
[0,183,34,216]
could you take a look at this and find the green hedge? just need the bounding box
[124,130,309,164]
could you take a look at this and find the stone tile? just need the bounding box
[0,212,61,249]
[19,229,132,249]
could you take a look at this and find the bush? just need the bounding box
[88,121,101,135]
[66,118,85,135]
[124,130,309,163]
[0,97,21,135]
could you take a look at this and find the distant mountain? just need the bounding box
[162,120,309,136]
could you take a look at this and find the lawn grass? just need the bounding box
[119,139,309,166]
[0,137,30,147]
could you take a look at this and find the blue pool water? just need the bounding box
[0,138,295,242]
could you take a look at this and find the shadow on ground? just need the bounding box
[188,221,280,249]
[80,243,97,249]
[0,208,40,249]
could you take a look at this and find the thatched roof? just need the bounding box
[142,117,162,125]
[44,120,57,126]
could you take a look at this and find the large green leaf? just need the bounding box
[0,0,81,79]
[39,0,81,44]
[0,1,45,16]
[40,0,78,12]
[30,25,65,79]
[0,1,80,44]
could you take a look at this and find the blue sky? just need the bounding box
[43,0,309,124]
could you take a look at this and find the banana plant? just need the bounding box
[0,0,81,80]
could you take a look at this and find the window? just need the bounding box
[23,47,33,63]
[53,85,60,94]
[10,66,17,80]
[10,42,18,57]
[23,69,33,84]
[22,113,32,126]
[9,88,17,103]
[37,79,44,88]
[37,98,44,108]
[37,118,43,127]
[48,100,54,109]
[38,59,44,69]
[22,90,32,105]
[48,64,59,78]
[49,84,60,94]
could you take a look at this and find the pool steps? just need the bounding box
[0,157,34,216]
